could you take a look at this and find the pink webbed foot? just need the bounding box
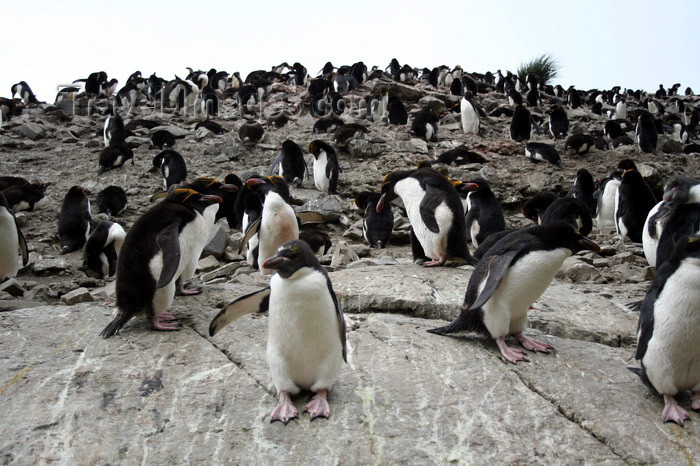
[178,281,202,296]
[271,391,298,425]
[421,257,446,267]
[662,394,689,426]
[152,313,180,331]
[304,389,331,420]
[514,332,553,353]
[496,337,529,364]
[692,391,700,411]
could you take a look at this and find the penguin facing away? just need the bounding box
[269,140,307,187]
[209,240,346,424]
[636,111,658,154]
[100,188,222,338]
[0,193,29,282]
[96,186,128,216]
[58,186,91,254]
[633,234,700,426]
[615,169,657,242]
[428,221,600,364]
[510,105,532,142]
[82,220,125,279]
[377,167,477,266]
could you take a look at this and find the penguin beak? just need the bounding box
[578,237,601,253]
[221,183,239,192]
[245,178,266,187]
[262,254,289,270]
[462,182,479,191]
[199,195,223,204]
[376,192,387,213]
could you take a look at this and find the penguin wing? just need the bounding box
[209,287,271,336]
[16,218,28,266]
[468,246,525,311]
[238,218,261,254]
[418,186,443,233]
[268,153,283,175]
[327,280,347,363]
[155,223,182,288]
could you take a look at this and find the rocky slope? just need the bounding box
[1,74,699,463]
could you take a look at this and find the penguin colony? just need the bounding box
[2,61,700,428]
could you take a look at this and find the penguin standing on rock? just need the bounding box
[209,240,346,424]
[636,111,658,154]
[460,92,480,135]
[428,221,600,364]
[269,140,306,187]
[355,192,393,249]
[596,170,622,234]
[377,167,477,266]
[0,193,28,282]
[387,94,408,125]
[633,234,700,426]
[103,111,126,148]
[58,186,91,254]
[100,189,222,337]
[615,169,657,242]
[308,140,339,194]
[152,150,187,189]
[462,178,505,248]
[548,105,569,139]
[82,220,125,279]
[567,168,597,217]
[510,105,532,142]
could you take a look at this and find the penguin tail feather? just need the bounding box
[627,366,656,392]
[100,312,130,339]
[626,299,643,312]
[427,307,487,336]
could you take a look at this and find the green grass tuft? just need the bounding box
[517,54,560,84]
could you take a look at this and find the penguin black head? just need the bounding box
[189,177,239,195]
[262,240,320,279]
[167,188,222,212]
[663,175,700,204]
[308,140,335,157]
[538,220,601,254]
[451,180,479,198]
[617,159,638,171]
[245,176,291,202]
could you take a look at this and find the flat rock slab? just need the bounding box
[2,304,698,464]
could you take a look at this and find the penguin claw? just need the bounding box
[496,337,529,364]
[178,282,202,296]
[152,314,180,331]
[270,391,298,425]
[514,332,553,353]
[662,394,689,426]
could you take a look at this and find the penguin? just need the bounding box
[355,192,393,249]
[333,123,368,148]
[308,140,339,194]
[58,186,91,254]
[411,108,440,142]
[567,168,597,217]
[241,190,264,268]
[313,115,344,134]
[644,176,700,268]
[636,111,658,154]
[96,186,127,216]
[152,150,187,189]
[98,145,134,175]
[615,100,627,119]
[672,122,688,144]
[611,135,634,148]
[0,176,28,192]
[436,145,487,165]
[548,105,569,139]
[100,188,222,337]
[215,173,244,228]
[633,234,700,426]
[615,169,657,242]
[103,112,126,148]
[196,120,226,135]
[241,176,300,275]
[150,130,177,149]
[387,94,408,125]
[10,81,39,106]
[595,170,623,234]
[522,191,558,224]
[524,142,561,167]
[209,240,346,424]
[1,182,49,212]
[269,140,306,187]
[540,197,593,236]
[525,88,541,107]
[507,89,523,107]
[0,193,29,282]
[238,121,265,146]
[564,134,595,156]
[567,87,582,109]
[460,92,480,135]
[463,178,505,248]
[510,105,532,142]
[299,230,332,255]
[81,220,125,279]
[604,120,625,140]
[428,221,600,364]
[377,167,477,266]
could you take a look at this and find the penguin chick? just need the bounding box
[209,240,346,424]
[100,189,222,338]
[428,221,600,364]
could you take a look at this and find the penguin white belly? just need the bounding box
[313,152,330,193]
[181,205,218,281]
[425,123,434,141]
[258,193,299,275]
[108,223,126,255]
[267,269,343,394]
[0,210,20,280]
[596,180,620,233]
[642,202,663,267]
[643,258,700,394]
[395,178,453,261]
[460,101,479,135]
[481,248,570,338]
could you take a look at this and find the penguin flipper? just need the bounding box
[419,186,443,233]
[238,218,261,254]
[155,223,182,288]
[268,154,283,176]
[469,247,524,311]
[209,287,271,336]
[635,282,659,361]
[16,219,28,266]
